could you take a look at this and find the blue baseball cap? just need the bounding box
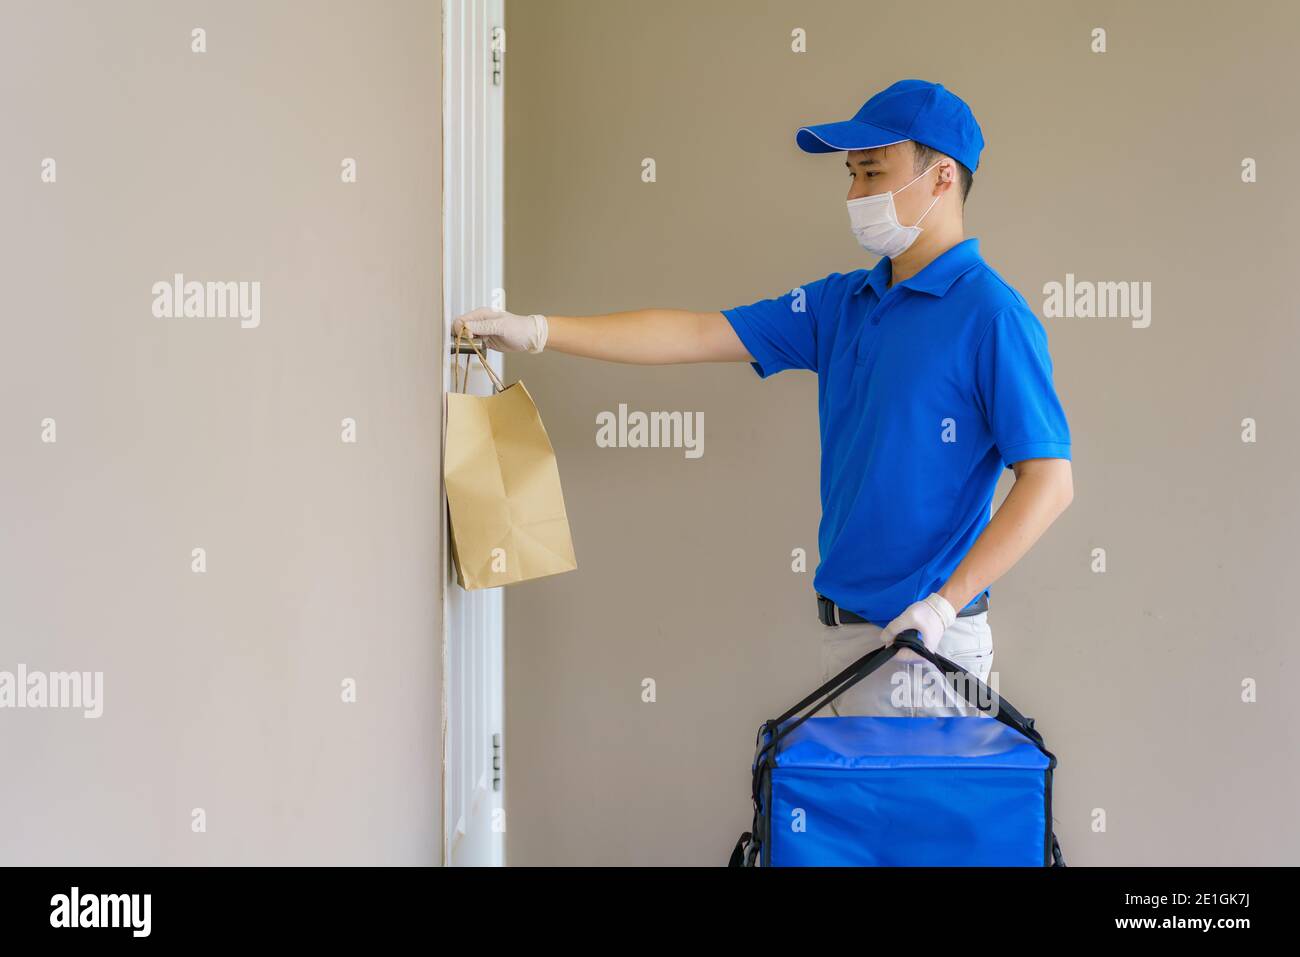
[795,79,984,173]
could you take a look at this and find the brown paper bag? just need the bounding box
[444,332,577,589]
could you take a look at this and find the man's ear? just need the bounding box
[938,158,956,187]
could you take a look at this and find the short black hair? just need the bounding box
[912,141,973,205]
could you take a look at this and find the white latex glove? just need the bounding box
[452,307,548,354]
[880,593,957,660]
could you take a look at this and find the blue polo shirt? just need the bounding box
[722,237,1071,625]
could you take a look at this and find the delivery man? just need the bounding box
[453,79,1073,718]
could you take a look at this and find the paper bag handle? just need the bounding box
[453,327,507,394]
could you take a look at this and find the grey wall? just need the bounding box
[502,0,1300,864]
[0,0,443,864]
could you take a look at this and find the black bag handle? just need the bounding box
[754,629,1054,769]
[728,832,750,867]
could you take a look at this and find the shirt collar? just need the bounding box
[853,237,983,299]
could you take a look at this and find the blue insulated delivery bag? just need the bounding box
[729,630,1065,867]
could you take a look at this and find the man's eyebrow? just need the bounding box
[844,156,882,167]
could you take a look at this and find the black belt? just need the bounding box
[817,591,988,627]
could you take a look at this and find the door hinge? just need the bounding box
[491,27,505,86]
[492,732,502,791]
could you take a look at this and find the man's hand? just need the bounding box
[452,307,548,354]
[880,593,957,659]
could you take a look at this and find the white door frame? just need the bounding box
[440,0,506,867]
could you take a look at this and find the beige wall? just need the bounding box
[503,0,1300,864]
[0,1,442,864]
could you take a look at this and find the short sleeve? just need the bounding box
[721,276,832,378]
[973,305,1072,469]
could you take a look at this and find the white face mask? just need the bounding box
[846,160,943,258]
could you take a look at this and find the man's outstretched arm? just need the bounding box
[452,306,753,365]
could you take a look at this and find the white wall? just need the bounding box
[0,0,443,865]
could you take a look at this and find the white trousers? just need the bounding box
[817,611,995,718]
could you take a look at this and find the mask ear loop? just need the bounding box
[900,160,946,228]
[896,159,943,194]
[911,191,942,228]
